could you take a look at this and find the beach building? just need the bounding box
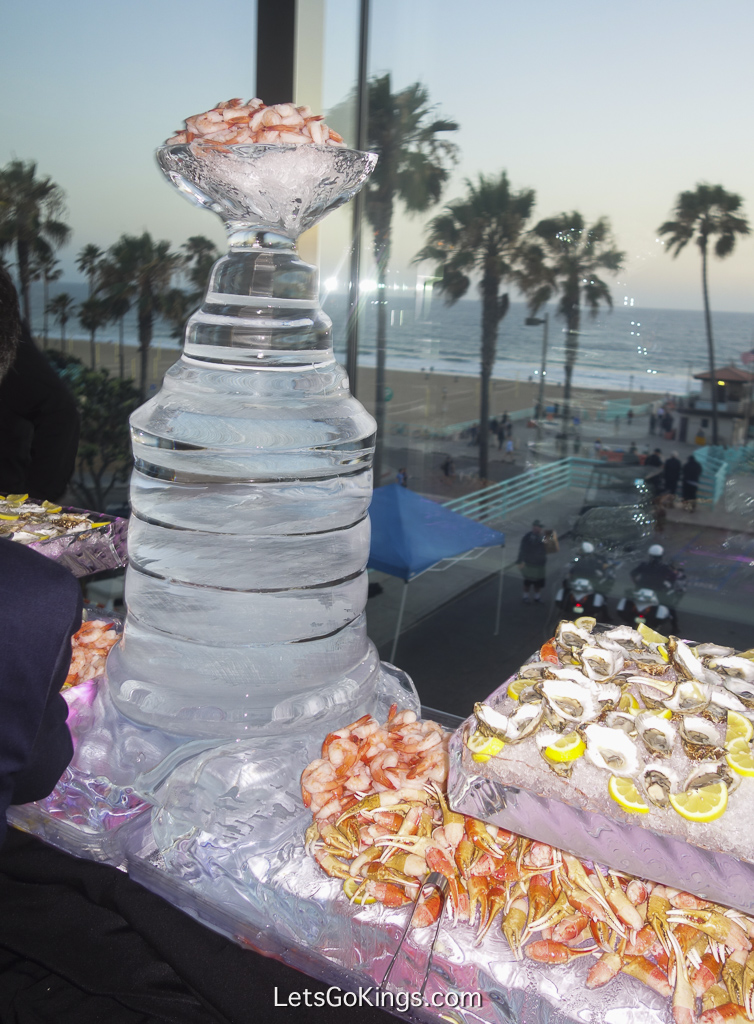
[676,365,754,445]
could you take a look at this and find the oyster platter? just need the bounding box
[448,618,754,914]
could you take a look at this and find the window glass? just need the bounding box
[326,0,754,678]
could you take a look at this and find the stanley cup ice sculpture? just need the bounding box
[107,142,419,750]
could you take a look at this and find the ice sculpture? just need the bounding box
[103,141,419,828]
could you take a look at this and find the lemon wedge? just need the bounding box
[42,501,63,513]
[669,782,728,823]
[608,775,649,814]
[467,731,505,762]
[507,678,527,701]
[342,877,376,904]
[646,708,673,721]
[618,692,641,715]
[543,731,586,763]
[726,738,754,777]
[0,513,19,521]
[5,494,28,505]
[638,622,669,645]
[726,711,754,748]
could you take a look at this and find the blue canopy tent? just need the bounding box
[368,485,505,661]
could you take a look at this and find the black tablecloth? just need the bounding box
[0,828,396,1024]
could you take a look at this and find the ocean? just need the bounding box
[30,282,754,397]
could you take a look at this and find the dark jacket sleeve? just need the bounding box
[0,325,80,501]
[0,541,81,845]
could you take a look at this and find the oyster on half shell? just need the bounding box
[580,645,625,682]
[635,711,677,758]
[679,715,725,760]
[541,679,600,725]
[642,762,678,807]
[584,723,641,777]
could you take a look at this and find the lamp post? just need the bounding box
[525,313,549,445]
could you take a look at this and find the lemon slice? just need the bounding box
[574,616,596,632]
[342,877,376,904]
[738,649,754,662]
[0,513,19,521]
[646,708,673,721]
[608,775,650,814]
[42,501,63,513]
[467,730,505,762]
[507,678,528,701]
[543,731,586,763]
[657,644,670,662]
[618,692,641,715]
[638,622,669,645]
[5,494,28,505]
[726,738,754,777]
[669,782,728,823]
[726,711,754,747]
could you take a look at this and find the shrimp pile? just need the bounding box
[303,708,754,1024]
[63,619,119,689]
[166,98,346,148]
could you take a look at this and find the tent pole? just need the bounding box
[390,581,409,663]
[494,544,505,637]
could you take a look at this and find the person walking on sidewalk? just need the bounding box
[517,519,551,603]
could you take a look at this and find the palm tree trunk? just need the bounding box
[138,287,153,401]
[373,255,389,488]
[43,277,49,349]
[119,316,125,378]
[90,329,96,369]
[61,319,67,354]
[561,307,580,457]
[16,238,32,324]
[701,242,718,446]
[478,275,500,482]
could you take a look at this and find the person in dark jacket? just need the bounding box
[645,448,664,496]
[0,541,81,846]
[682,454,702,511]
[516,519,548,603]
[663,451,682,498]
[0,267,80,500]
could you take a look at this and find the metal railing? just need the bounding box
[443,457,598,522]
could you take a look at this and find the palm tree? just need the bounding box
[415,173,536,480]
[0,159,70,323]
[46,292,77,352]
[182,235,219,299]
[365,75,459,486]
[106,232,182,398]
[76,243,104,298]
[36,246,63,348]
[658,184,750,445]
[78,296,109,368]
[520,213,624,451]
[97,255,133,378]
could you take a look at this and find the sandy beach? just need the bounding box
[47,335,665,431]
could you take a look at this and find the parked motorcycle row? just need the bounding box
[554,542,687,633]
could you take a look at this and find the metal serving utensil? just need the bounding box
[380,871,450,1000]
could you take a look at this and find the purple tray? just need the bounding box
[448,719,754,915]
[26,507,128,578]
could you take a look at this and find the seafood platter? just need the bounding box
[300,704,754,1024]
[0,494,127,577]
[448,618,754,918]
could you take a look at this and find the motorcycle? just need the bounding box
[555,577,610,622]
[616,587,674,632]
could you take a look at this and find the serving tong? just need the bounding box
[380,871,450,999]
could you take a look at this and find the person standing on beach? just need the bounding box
[664,451,682,499]
[516,520,549,603]
[396,467,408,487]
[682,454,702,511]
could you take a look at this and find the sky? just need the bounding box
[1,0,753,312]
